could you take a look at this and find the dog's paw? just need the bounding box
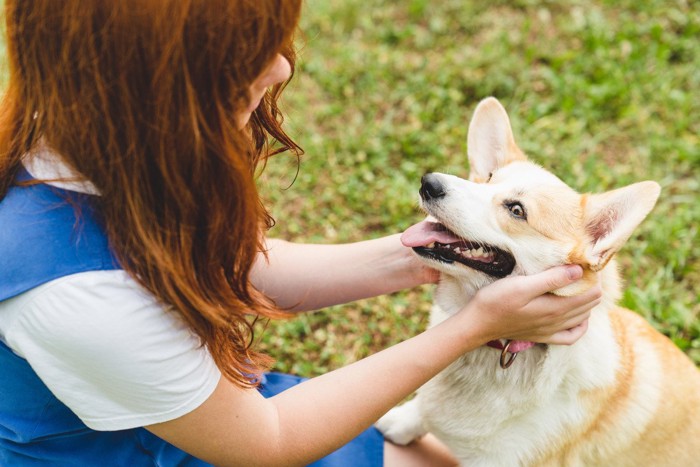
[375,400,427,446]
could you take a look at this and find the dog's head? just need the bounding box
[403,97,660,295]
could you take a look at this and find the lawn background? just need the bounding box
[256,0,699,374]
[0,0,697,374]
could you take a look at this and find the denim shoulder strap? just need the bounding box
[0,167,119,301]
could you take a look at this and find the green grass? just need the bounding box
[0,1,697,373]
[257,0,700,373]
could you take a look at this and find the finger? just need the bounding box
[546,319,589,345]
[559,293,602,321]
[525,307,590,342]
[516,265,584,298]
[423,266,440,284]
[563,284,603,310]
[560,309,592,330]
[527,285,602,318]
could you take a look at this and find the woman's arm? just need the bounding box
[147,265,600,467]
[250,235,437,311]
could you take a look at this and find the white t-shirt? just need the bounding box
[0,150,222,431]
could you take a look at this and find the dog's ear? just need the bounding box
[467,97,526,183]
[582,181,661,271]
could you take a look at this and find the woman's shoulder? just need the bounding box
[0,159,119,302]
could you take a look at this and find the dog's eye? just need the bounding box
[506,201,527,220]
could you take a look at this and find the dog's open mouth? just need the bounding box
[402,221,516,278]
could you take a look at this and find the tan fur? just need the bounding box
[533,305,700,466]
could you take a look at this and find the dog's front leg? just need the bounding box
[375,398,428,445]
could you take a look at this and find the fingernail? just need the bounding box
[566,265,583,280]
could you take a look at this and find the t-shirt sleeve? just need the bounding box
[5,270,222,431]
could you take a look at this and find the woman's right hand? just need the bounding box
[461,265,602,346]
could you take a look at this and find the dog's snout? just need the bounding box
[420,173,446,200]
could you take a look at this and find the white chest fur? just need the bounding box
[378,275,622,466]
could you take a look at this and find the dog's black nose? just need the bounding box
[420,173,446,200]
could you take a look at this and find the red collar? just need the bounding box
[486,340,506,350]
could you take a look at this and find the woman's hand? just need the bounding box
[460,265,601,346]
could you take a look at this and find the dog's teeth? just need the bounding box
[427,242,435,248]
[475,247,484,257]
[454,247,461,254]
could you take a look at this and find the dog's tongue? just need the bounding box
[401,221,462,247]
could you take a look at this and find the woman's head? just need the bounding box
[0,0,303,386]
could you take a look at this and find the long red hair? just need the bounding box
[0,0,303,387]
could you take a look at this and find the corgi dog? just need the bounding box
[376,98,700,466]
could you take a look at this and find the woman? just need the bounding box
[0,1,600,466]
